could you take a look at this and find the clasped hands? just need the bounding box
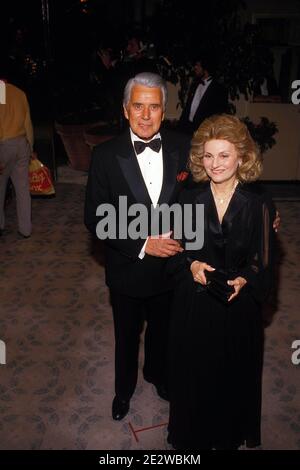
[145,232,183,258]
[190,261,247,302]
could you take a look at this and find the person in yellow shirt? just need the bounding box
[0,60,34,238]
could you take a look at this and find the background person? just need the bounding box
[178,55,229,135]
[0,58,33,238]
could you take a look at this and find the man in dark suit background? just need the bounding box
[179,55,229,135]
[84,73,190,420]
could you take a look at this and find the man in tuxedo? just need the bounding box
[84,72,190,420]
[179,56,229,135]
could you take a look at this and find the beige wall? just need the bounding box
[235,97,300,180]
[165,82,182,121]
[165,82,300,180]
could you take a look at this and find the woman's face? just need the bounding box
[203,139,241,184]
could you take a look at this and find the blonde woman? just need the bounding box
[167,114,275,450]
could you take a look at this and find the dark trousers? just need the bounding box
[110,290,172,401]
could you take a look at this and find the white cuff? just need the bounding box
[138,238,148,259]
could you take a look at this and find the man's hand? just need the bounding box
[190,261,215,285]
[227,276,247,302]
[273,210,280,233]
[145,234,183,258]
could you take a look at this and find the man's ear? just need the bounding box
[123,104,129,120]
[162,112,165,122]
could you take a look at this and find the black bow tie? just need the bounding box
[134,138,161,155]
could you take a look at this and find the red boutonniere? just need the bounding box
[176,171,189,182]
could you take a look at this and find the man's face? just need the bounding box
[123,84,164,141]
[194,62,204,78]
[126,38,140,56]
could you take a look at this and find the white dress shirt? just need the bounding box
[130,129,163,259]
[260,78,268,96]
[130,129,163,207]
[189,77,212,122]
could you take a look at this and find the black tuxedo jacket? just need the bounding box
[84,128,191,298]
[179,78,229,133]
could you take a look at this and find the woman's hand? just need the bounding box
[190,261,215,285]
[227,276,247,302]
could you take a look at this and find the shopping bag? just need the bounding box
[29,157,55,196]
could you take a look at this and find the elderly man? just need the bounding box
[85,72,190,420]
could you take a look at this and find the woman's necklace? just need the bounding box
[210,180,238,205]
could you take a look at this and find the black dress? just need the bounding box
[167,182,275,450]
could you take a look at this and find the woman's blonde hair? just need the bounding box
[189,114,262,183]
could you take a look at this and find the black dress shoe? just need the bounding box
[112,396,130,421]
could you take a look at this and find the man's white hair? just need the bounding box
[123,72,168,110]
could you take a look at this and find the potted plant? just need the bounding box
[54,79,118,171]
[150,1,277,109]
[241,116,278,155]
[55,110,106,172]
[147,2,279,156]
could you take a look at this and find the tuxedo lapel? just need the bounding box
[193,80,215,121]
[116,131,152,207]
[158,147,179,205]
[186,78,202,109]
[222,184,248,229]
[194,183,212,234]
[117,129,180,207]
[194,183,248,239]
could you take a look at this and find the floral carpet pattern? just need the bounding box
[0,183,299,450]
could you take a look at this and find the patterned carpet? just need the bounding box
[0,182,299,450]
